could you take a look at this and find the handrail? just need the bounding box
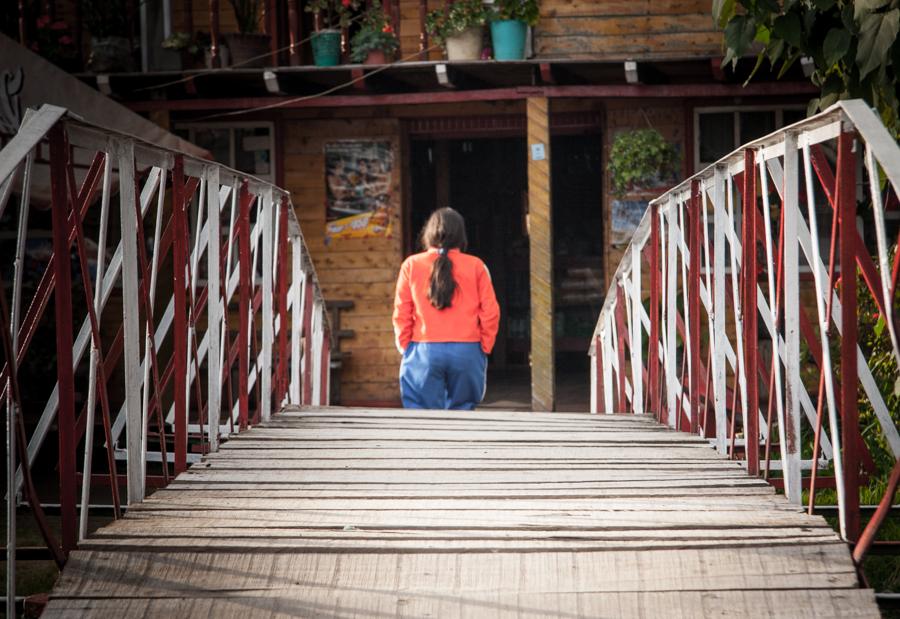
[0,105,331,613]
[589,99,900,570]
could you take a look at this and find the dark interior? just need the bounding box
[408,132,603,410]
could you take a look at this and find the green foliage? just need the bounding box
[489,0,540,26]
[715,0,900,137]
[305,0,361,31]
[82,0,129,38]
[425,0,488,45]
[607,129,680,197]
[350,1,399,63]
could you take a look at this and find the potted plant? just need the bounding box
[224,0,270,67]
[306,0,360,66]
[488,0,539,61]
[83,0,134,72]
[425,0,488,61]
[607,128,680,197]
[350,1,399,65]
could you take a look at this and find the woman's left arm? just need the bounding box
[477,262,500,354]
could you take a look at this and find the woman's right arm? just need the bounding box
[392,259,414,353]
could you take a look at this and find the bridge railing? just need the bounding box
[0,105,330,609]
[589,100,900,563]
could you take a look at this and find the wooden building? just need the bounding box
[7,0,816,409]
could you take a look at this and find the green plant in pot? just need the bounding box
[425,0,488,61]
[350,1,399,65]
[83,0,134,72]
[488,0,539,61]
[224,0,270,68]
[607,128,680,197]
[306,0,361,66]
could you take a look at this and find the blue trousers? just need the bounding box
[399,342,487,410]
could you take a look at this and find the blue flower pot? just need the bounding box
[490,20,527,61]
[311,30,342,66]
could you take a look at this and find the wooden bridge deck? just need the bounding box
[46,408,878,618]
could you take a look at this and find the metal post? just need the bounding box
[261,190,275,422]
[290,238,303,405]
[615,285,627,413]
[688,180,701,434]
[238,183,252,429]
[206,167,221,453]
[302,273,314,406]
[172,155,188,475]
[741,149,759,476]
[782,132,802,504]
[837,130,861,541]
[48,125,77,551]
[277,197,290,406]
[648,203,660,419]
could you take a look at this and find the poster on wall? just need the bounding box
[610,199,647,246]
[325,140,393,243]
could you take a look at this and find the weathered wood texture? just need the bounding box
[283,116,404,403]
[46,407,877,618]
[535,0,722,59]
[528,97,554,411]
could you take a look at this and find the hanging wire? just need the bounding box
[192,44,442,122]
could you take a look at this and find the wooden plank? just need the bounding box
[47,409,877,617]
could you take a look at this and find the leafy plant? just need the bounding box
[489,0,540,26]
[607,128,679,197]
[306,0,361,31]
[715,0,900,138]
[425,0,488,45]
[350,1,399,63]
[227,0,264,34]
[82,0,128,38]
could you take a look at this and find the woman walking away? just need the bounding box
[392,208,500,410]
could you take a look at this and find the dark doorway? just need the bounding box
[407,131,603,411]
[409,136,531,407]
[551,133,604,411]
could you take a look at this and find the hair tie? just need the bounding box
[438,248,447,256]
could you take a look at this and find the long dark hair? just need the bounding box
[420,208,467,310]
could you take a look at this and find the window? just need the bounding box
[694,106,806,172]
[174,122,275,182]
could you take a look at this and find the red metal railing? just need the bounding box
[0,104,331,614]
[590,99,900,571]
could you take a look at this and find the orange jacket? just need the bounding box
[393,248,500,354]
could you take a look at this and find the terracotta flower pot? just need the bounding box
[364,49,388,65]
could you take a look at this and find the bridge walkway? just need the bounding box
[44,407,877,618]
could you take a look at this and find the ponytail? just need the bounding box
[428,248,456,310]
[420,208,467,310]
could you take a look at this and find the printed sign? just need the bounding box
[325,140,393,243]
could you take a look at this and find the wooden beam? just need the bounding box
[527,97,554,412]
[126,81,819,112]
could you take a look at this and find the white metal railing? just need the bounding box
[589,100,900,561]
[0,105,331,613]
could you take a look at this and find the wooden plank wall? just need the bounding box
[282,115,404,404]
[527,97,554,411]
[535,0,721,59]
